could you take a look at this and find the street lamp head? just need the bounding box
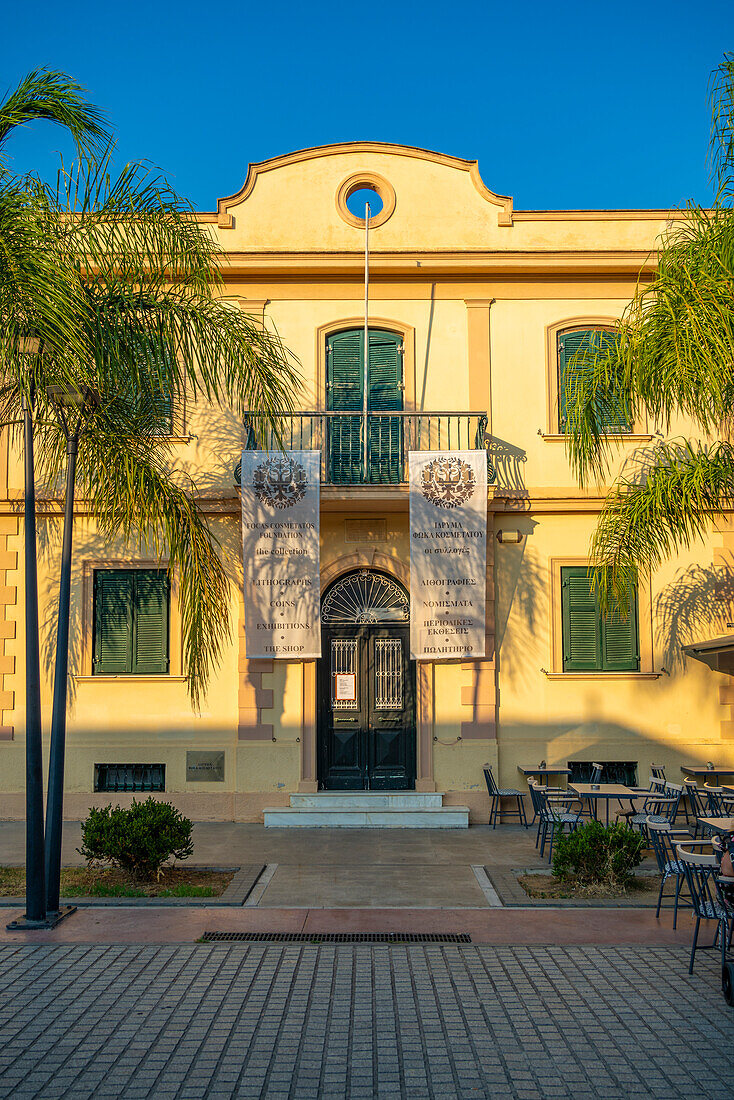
[47,384,99,409]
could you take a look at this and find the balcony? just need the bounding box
[243,411,490,486]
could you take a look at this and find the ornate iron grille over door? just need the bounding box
[319,570,415,791]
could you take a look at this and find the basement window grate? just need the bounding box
[201,932,471,943]
[94,763,165,793]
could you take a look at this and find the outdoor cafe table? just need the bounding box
[569,783,638,826]
[697,817,734,835]
[681,765,734,786]
[518,765,571,787]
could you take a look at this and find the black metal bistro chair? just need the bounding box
[528,779,578,846]
[677,843,732,975]
[483,766,528,829]
[621,782,682,836]
[684,779,708,836]
[647,819,692,930]
[703,784,734,817]
[536,787,583,864]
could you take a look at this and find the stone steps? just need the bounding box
[263,792,469,828]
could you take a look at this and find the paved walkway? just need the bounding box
[1,941,731,1099]
[0,822,658,909]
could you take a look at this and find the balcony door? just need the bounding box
[326,328,403,483]
[319,570,416,791]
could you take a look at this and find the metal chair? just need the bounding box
[677,843,732,974]
[528,779,578,846]
[621,783,682,835]
[703,784,734,817]
[483,766,528,829]
[590,762,603,784]
[647,819,692,929]
[651,764,667,781]
[684,779,708,836]
[536,787,583,864]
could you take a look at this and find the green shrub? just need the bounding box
[78,797,194,881]
[552,820,645,887]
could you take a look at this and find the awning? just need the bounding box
[683,634,734,674]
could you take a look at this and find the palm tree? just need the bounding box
[563,54,734,613]
[0,72,301,918]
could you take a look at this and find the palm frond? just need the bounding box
[588,440,734,610]
[0,70,107,161]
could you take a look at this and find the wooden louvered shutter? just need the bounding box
[327,330,363,483]
[94,571,134,674]
[132,571,170,674]
[590,330,629,434]
[558,330,590,432]
[561,567,601,671]
[367,330,403,483]
[601,585,639,671]
[559,328,630,434]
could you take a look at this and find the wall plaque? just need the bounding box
[186,751,225,783]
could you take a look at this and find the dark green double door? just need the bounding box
[326,328,403,483]
[319,625,416,790]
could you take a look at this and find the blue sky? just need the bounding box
[1,0,732,211]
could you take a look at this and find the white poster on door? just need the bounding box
[409,450,487,660]
[241,450,320,658]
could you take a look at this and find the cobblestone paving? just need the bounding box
[0,943,732,1099]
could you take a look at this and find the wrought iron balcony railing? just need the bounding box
[243,411,490,486]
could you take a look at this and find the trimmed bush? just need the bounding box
[552,820,645,888]
[78,797,194,881]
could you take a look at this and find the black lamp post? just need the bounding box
[44,384,96,919]
[7,343,50,930]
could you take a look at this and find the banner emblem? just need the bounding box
[420,456,476,509]
[253,456,308,509]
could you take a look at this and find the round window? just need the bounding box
[336,173,396,229]
[345,186,383,221]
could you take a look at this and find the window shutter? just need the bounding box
[327,330,363,412]
[601,586,640,671]
[589,330,629,434]
[94,571,134,674]
[561,567,601,671]
[559,328,630,434]
[327,331,363,483]
[558,330,589,432]
[367,332,403,411]
[367,331,403,483]
[132,571,170,674]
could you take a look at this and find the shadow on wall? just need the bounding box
[35,500,247,717]
[494,525,545,689]
[485,435,527,493]
[655,564,734,673]
[497,715,714,783]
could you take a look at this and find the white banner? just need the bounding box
[241,450,320,658]
[409,451,487,660]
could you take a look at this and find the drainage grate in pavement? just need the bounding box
[201,931,471,943]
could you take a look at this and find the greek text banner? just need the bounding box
[409,450,487,660]
[241,450,320,659]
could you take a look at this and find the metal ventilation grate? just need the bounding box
[201,932,471,944]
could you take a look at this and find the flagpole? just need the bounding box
[362,203,370,479]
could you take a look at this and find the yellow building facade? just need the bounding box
[0,142,731,823]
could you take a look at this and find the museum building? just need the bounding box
[0,142,731,824]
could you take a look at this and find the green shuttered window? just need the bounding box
[326,328,403,483]
[93,569,170,675]
[561,567,639,672]
[558,328,630,434]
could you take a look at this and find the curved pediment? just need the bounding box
[213,142,514,251]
